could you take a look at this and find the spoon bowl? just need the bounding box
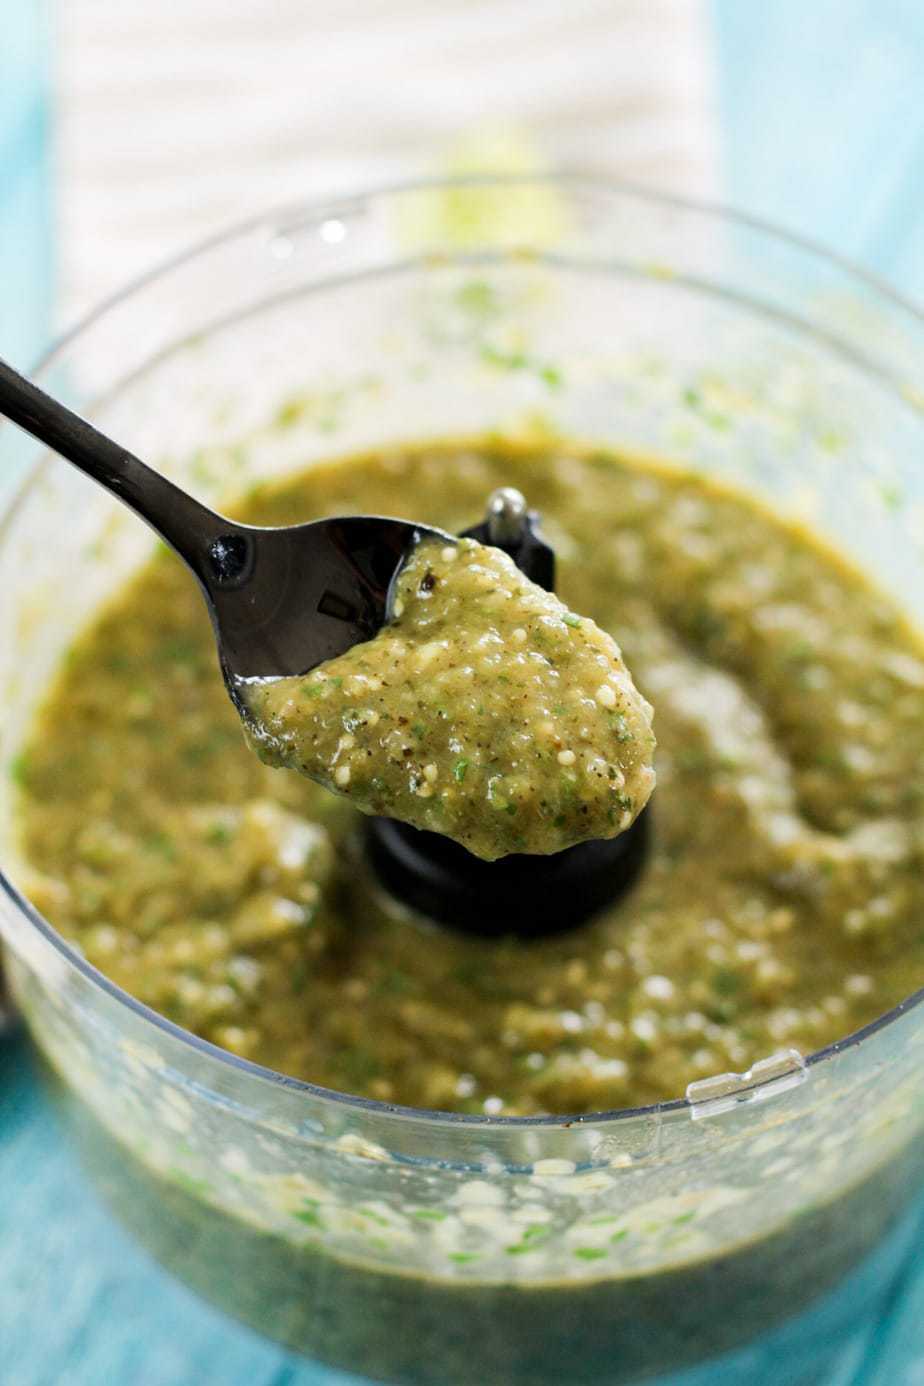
[0,354,448,697]
[203,513,450,699]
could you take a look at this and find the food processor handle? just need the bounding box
[0,355,238,583]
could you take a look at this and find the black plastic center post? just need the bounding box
[364,489,649,939]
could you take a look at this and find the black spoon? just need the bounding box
[0,357,449,703]
[0,358,648,939]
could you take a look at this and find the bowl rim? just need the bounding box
[4,171,924,1131]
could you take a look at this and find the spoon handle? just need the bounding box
[0,355,235,582]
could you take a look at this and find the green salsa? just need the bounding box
[16,439,924,1115]
[244,534,655,860]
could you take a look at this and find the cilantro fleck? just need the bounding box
[506,1224,552,1255]
[784,639,815,665]
[481,344,528,372]
[274,398,306,429]
[358,1206,390,1227]
[814,748,846,772]
[159,637,202,667]
[712,969,741,997]
[455,280,497,317]
[374,969,414,997]
[341,1051,383,1085]
[688,605,727,644]
[9,752,30,788]
[206,822,233,846]
[145,831,177,861]
[611,714,634,743]
[170,1169,210,1197]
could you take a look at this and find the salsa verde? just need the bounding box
[16,440,924,1115]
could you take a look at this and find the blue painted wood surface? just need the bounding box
[4,2,924,1382]
[713,0,924,301]
[0,1036,359,1386]
[0,0,52,371]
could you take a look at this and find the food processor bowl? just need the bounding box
[2,177,924,1386]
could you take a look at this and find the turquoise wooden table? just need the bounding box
[4,3,924,1383]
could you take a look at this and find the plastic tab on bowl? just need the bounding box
[686,1049,808,1120]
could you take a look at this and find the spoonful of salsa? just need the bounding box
[245,525,655,860]
[0,357,654,876]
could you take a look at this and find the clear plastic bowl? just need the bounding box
[2,177,924,1385]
